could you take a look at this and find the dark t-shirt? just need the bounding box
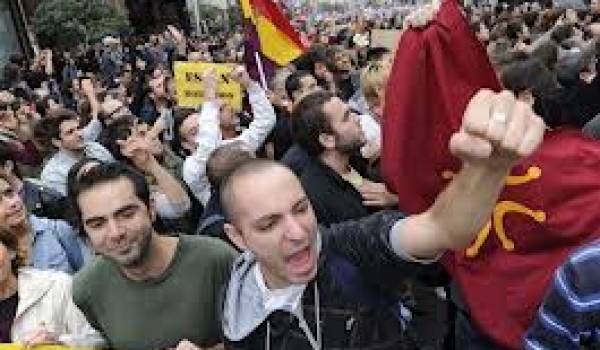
[0,293,18,342]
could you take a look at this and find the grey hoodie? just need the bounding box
[223,251,280,342]
[223,239,323,349]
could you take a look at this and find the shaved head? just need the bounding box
[220,159,319,288]
[220,160,299,225]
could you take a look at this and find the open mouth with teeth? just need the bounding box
[286,245,316,279]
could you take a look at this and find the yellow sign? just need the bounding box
[173,62,243,110]
[370,30,402,52]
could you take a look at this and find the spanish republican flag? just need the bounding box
[382,0,600,348]
[240,0,305,67]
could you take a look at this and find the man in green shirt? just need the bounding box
[69,161,236,350]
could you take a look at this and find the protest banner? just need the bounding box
[173,62,243,110]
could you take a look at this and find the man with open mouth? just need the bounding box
[220,88,546,349]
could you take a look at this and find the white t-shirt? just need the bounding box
[253,264,306,315]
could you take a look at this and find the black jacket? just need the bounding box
[281,144,311,177]
[537,65,600,128]
[300,158,376,227]
[224,211,448,350]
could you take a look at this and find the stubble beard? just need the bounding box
[110,226,153,268]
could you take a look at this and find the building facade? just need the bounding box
[0,0,29,67]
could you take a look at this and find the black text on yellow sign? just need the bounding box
[174,62,243,110]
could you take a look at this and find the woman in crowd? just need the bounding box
[0,224,103,347]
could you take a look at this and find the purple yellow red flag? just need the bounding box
[381,0,600,348]
[241,0,305,72]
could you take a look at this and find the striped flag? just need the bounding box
[241,0,305,82]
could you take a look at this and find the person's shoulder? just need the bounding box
[25,179,62,198]
[300,159,337,189]
[281,144,305,164]
[30,215,72,233]
[72,256,112,291]
[182,235,235,252]
[29,214,49,228]
[19,268,75,305]
[20,267,71,286]
[180,235,237,262]
[84,141,109,152]
[40,153,63,173]
[182,154,196,172]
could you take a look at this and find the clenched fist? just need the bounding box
[450,89,545,170]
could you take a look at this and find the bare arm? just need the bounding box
[119,135,191,218]
[81,79,99,120]
[80,79,102,141]
[147,158,191,218]
[393,90,546,259]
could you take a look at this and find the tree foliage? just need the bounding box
[33,0,130,50]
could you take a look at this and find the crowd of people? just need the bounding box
[0,0,598,348]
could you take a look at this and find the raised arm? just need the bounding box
[119,132,191,219]
[182,69,221,205]
[229,67,277,152]
[80,78,102,141]
[393,90,545,259]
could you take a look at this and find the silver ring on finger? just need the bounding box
[491,112,508,124]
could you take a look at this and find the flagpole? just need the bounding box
[194,0,201,35]
[254,52,269,90]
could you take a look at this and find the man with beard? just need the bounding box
[291,90,397,226]
[69,162,236,350]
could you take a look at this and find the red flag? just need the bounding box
[382,0,600,348]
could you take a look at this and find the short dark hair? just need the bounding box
[302,45,335,77]
[0,143,22,180]
[172,107,197,157]
[98,115,137,161]
[206,142,254,189]
[531,41,559,71]
[506,19,524,41]
[551,24,574,44]
[220,159,291,224]
[33,108,79,150]
[501,57,559,96]
[366,47,391,63]
[285,70,313,101]
[0,143,14,168]
[291,90,335,157]
[68,161,151,227]
[522,12,539,29]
